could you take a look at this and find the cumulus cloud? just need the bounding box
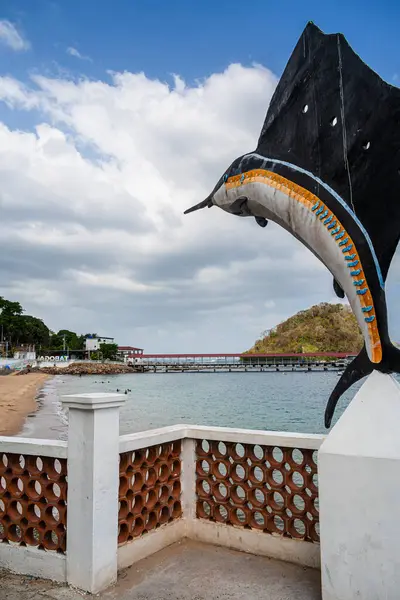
[0,62,398,351]
[0,20,30,51]
[66,46,92,62]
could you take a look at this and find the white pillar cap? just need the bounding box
[62,392,125,410]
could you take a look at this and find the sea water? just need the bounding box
[21,371,364,439]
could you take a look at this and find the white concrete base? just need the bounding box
[117,519,186,571]
[0,544,66,582]
[319,371,400,600]
[187,519,320,569]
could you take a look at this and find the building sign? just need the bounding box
[38,355,69,362]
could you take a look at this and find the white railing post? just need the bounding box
[181,437,197,525]
[61,392,124,594]
[319,372,400,600]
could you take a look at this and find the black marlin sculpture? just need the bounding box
[184,22,400,428]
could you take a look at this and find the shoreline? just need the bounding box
[0,372,50,437]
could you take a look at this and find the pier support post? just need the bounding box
[319,371,400,600]
[61,392,124,594]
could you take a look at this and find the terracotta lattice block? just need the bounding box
[118,441,182,545]
[0,453,67,552]
[196,440,319,542]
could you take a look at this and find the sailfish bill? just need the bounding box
[184,22,400,427]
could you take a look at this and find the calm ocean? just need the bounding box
[20,371,367,439]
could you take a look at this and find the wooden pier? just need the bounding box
[128,352,355,373]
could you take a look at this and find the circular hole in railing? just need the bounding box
[200,460,210,475]
[252,445,264,461]
[131,472,144,492]
[293,494,305,512]
[0,476,6,493]
[291,471,305,489]
[273,515,284,532]
[0,523,5,539]
[172,480,181,498]
[201,440,210,454]
[52,483,61,498]
[159,485,170,503]
[172,501,181,519]
[232,507,247,525]
[250,488,266,508]
[232,464,246,482]
[302,104,309,113]
[233,443,245,459]
[197,500,211,519]
[132,494,143,515]
[8,524,22,542]
[271,469,284,486]
[119,500,129,519]
[291,449,304,465]
[231,484,246,505]
[272,447,284,463]
[1,454,8,468]
[146,511,157,530]
[0,499,5,515]
[217,462,227,478]
[133,517,145,537]
[118,522,129,544]
[18,455,25,471]
[25,526,40,546]
[145,489,158,509]
[54,459,62,474]
[272,491,285,510]
[330,116,337,126]
[294,518,306,536]
[215,504,228,522]
[171,460,181,476]
[202,480,211,495]
[36,457,43,472]
[145,468,157,486]
[159,506,170,524]
[250,466,264,483]
[217,441,227,457]
[252,510,265,528]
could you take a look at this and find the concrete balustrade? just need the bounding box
[1,373,397,597]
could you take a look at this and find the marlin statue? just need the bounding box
[184,22,400,427]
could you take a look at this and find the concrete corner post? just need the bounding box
[319,371,400,600]
[181,438,197,524]
[61,392,124,594]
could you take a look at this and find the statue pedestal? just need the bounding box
[319,371,400,600]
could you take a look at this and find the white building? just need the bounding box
[85,335,115,352]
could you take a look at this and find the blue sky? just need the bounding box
[0,1,399,351]
[1,0,399,87]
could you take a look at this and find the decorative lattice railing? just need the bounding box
[118,440,182,545]
[195,439,319,542]
[0,452,67,552]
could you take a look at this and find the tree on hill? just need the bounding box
[245,303,363,354]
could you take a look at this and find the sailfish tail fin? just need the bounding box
[324,346,372,428]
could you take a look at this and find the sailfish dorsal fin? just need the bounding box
[256,22,400,281]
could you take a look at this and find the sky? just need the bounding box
[0,0,399,353]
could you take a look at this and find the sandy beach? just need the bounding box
[0,372,50,436]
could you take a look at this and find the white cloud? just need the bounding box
[66,46,92,62]
[0,63,397,351]
[0,20,30,51]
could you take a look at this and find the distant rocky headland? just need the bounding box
[245,303,363,355]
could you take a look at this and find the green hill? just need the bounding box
[246,303,363,354]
